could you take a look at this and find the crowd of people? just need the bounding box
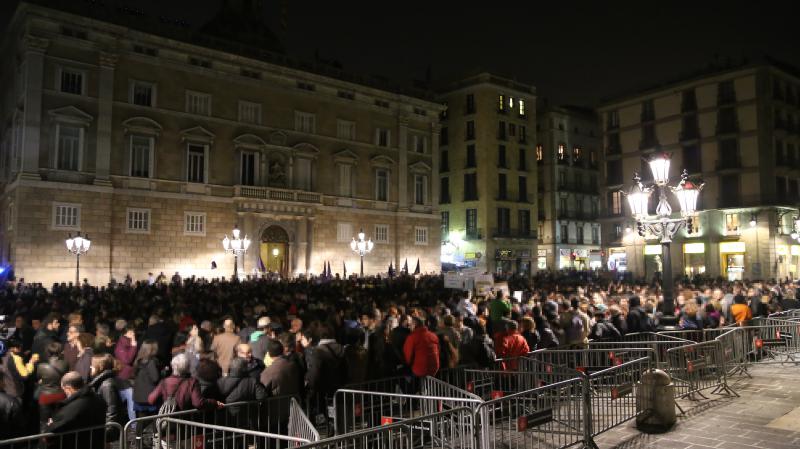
[1,271,798,441]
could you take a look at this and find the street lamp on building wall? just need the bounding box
[623,152,703,319]
[65,232,91,286]
[791,216,800,241]
[222,225,251,279]
[350,228,374,277]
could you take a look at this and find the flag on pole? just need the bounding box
[402,259,409,275]
[326,261,332,278]
[388,262,395,277]
[414,258,421,275]
[343,261,347,278]
[257,255,266,273]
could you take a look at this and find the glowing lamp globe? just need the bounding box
[648,152,672,185]
[671,178,704,217]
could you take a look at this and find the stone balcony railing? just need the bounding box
[234,185,322,203]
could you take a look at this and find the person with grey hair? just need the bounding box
[147,354,222,411]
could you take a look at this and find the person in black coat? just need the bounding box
[304,325,347,414]
[626,296,656,333]
[31,314,61,360]
[143,315,175,365]
[0,377,23,439]
[88,354,125,430]
[217,358,267,428]
[46,372,108,449]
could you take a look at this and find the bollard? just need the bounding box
[636,369,676,433]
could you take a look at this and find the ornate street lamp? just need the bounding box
[65,232,91,286]
[222,225,251,279]
[622,152,704,320]
[792,216,800,241]
[349,228,374,277]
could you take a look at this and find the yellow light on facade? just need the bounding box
[776,245,789,256]
[792,245,800,256]
[683,243,705,254]
[644,244,662,255]
[719,241,746,253]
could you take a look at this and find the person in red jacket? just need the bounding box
[403,316,440,380]
[494,320,530,371]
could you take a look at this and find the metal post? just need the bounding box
[661,240,674,315]
[76,253,80,286]
[234,252,238,279]
[360,254,364,277]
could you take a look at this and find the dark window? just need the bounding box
[683,144,702,174]
[607,132,621,154]
[640,123,658,149]
[519,148,527,170]
[717,138,740,169]
[561,224,569,244]
[720,174,740,207]
[441,211,450,238]
[464,173,478,201]
[607,110,620,129]
[498,121,507,140]
[508,123,516,137]
[776,139,786,165]
[440,150,449,172]
[466,121,475,140]
[497,208,510,234]
[466,94,475,114]
[518,176,527,202]
[498,173,507,200]
[241,152,256,186]
[717,107,738,134]
[776,177,788,203]
[440,177,450,204]
[589,150,597,168]
[466,209,478,237]
[466,145,476,168]
[718,80,736,105]
[788,179,799,199]
[498,145,507,168]
[440,127,448,146]
[641,99,655,122]
[577,226,584,244]
[773,78,784,100]
[682,89,697,112]
[519,210,531,236]
[519,125,527,143]
[606,159,623,185]
[681,114,699,140]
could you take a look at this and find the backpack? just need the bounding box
[155,379,185,438]
[565,313,584,343]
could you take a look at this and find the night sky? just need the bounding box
[2,0,798,106]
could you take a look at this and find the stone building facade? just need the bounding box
[598,61,800,281]
[0,2,443,285]
[536,106,602,271]
[437,74,538,275]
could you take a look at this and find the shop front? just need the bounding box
[537,249,548,270]
[588,250,602,269]
[516,249,532,276]
[495,248,531,275]
[558,248,590,269]
[606,247,627,272]
[683,242,706,276]
[644,244,663,281]
[776,244,799,280]
[719,241,745,281]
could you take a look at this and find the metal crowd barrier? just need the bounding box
[297,407,476,449]
[156,417,313,449]
[0,423,122,449]
[714,327,752,377]
[474,377,585,449]
[288,398,321,444]
[305,375,408,432]
[124,395,298,449]
[586,356,650,437]
[665,340,737,401]
[588,339,688,369]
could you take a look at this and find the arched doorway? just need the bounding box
[260,225,290,277]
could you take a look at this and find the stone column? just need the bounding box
[95,51,117,186]
[397,115,409,211]
[306,217,315,274]
[295,215,308,275]
[430,122,440,210]
[21,35,49,179]
[287,242,294,278]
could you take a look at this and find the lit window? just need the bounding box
[558,144,566,160]
[184,212,206,235]
[611,191,622,215]
[374,224,389,243]
[498,94,505,111]
[126,208,150,233]
[415,227,428,245]
[519,99,526,116]
[52,203,80,229]
[509,97,514,109]
[337,222,353,242]
[725,214,740,234]
[536,144,543,161]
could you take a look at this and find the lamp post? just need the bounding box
[222,225,251,280]
[65,232,91,286]
[349,228,374,277]
[622,152,703,319]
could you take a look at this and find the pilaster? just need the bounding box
[398,115,409,211]
[95,51,117,186]
[20,35,49,180]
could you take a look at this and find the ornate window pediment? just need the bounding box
[269,131,288,146]
[333,149,359,165]
[122,116,162,136]
[233,133,267,150]
[293,142,320,158]
[370,155,395,169]
[409,160,432,174]
[180,126,215,144]
[48,106,93,125]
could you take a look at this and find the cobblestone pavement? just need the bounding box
[594,364,800,449]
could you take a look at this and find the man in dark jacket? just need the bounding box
[626,296,656,333]
[0,377,23,439]
[217,358,267,428]
[32,313,61,360]
[260,340,301,397]
[235,343,265,380]
[46,372,107,449]
[304,325,346,411]
[143,315,175,365]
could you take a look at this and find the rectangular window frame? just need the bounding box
[414,174,427,205]
[51,202,81,230]
[337,222,353,243]
[375,168,389,202]
[129,80,156,107]
[294,111,317,134]
[238,100,262,124]
[183,212,207,236]
[126,207,151,234]
[414,226,429,245]
[57,66,86,95]
[186,143,209,184]
[337,119,356,140]
[240,150,259,186]
[129,134,154,178]
[374,224,389,243]
[55,124,84,172]
[185,90,212,116]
